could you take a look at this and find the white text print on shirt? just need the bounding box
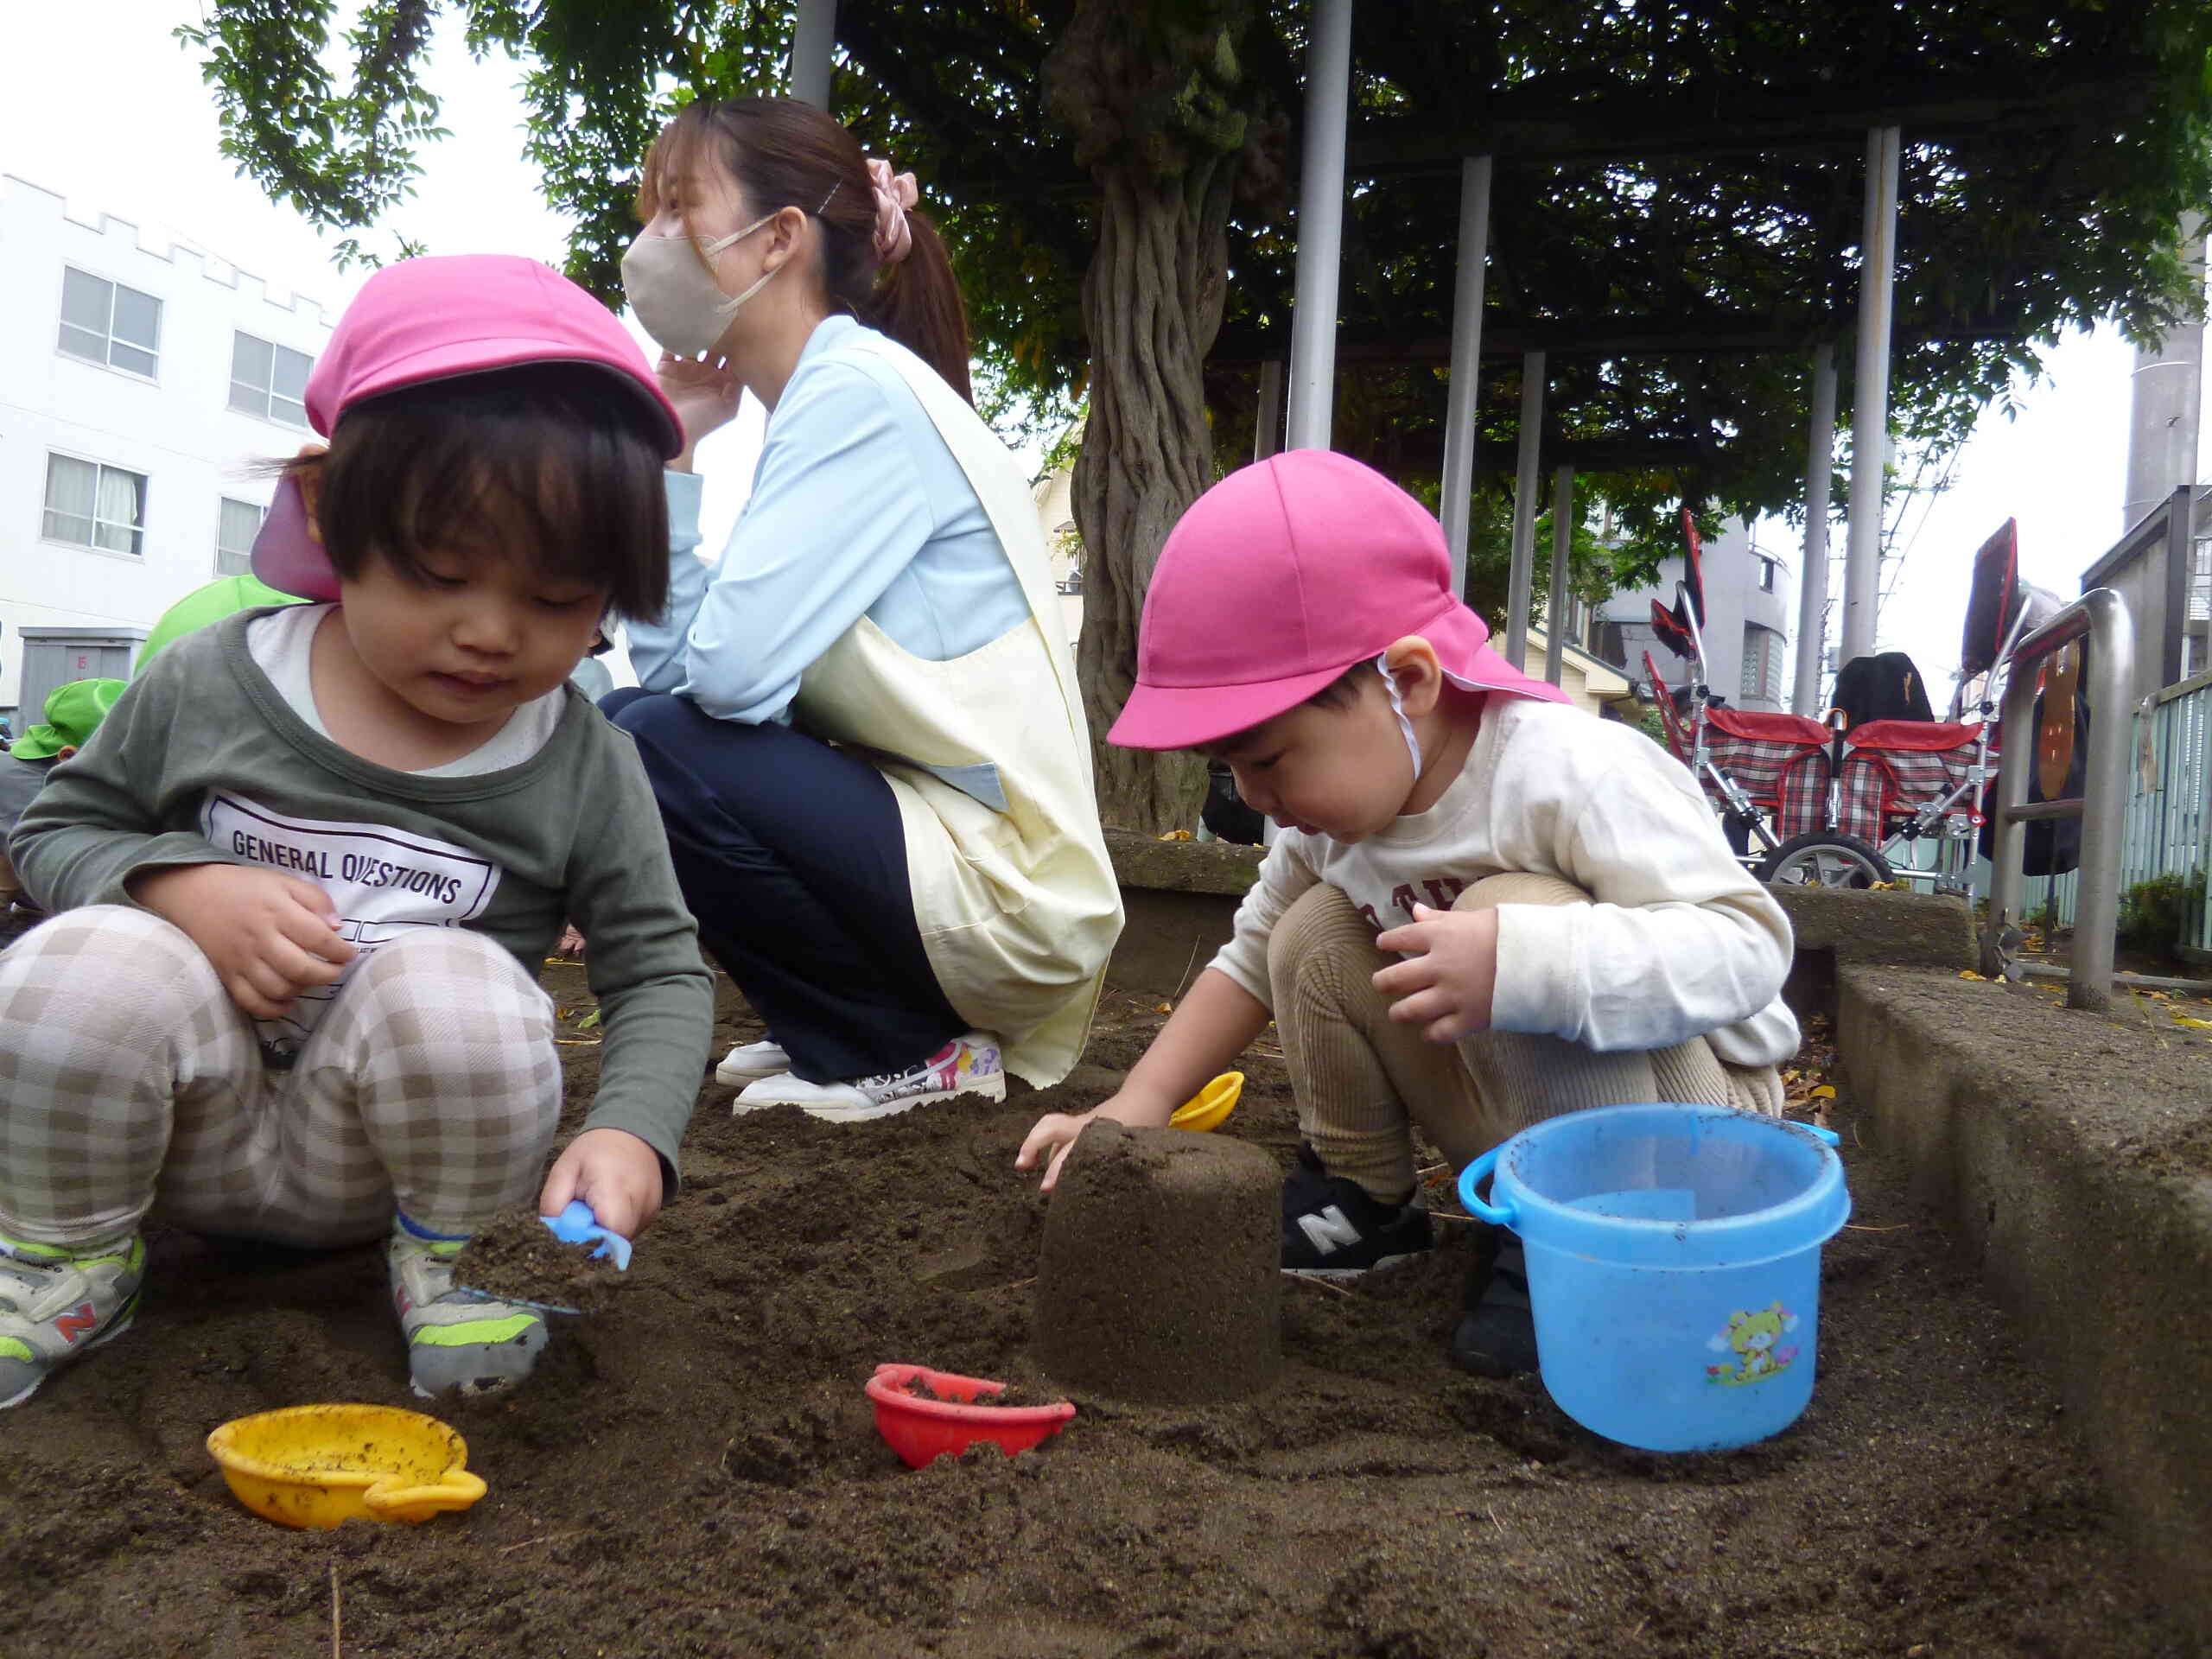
[200,791,502,1063]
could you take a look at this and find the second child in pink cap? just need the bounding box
[0,256,714,1408]
[1018,451,1798,1377]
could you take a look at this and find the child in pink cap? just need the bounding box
[0,257,713,1407]
[1018,450,1797,1376]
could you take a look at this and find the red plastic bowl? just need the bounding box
[865,1363,1076,1468]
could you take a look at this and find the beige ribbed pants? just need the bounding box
[1266,874,1785,1203]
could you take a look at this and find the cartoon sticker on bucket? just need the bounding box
[1705,1301,1800,1386]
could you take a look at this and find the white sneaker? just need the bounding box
[733,1033,1006,1122]
[714,1038,791,1087]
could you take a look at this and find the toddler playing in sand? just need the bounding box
[1019,451,1797,1375]
[0,257,712,1407]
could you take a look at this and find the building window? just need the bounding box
[1741,623,1786,706]
[217,497,266,577]
[1757,556,1779,594]
[229,333,314,427]
[57,267,162,378]
[43,454,148,556]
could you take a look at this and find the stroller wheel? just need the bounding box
[1757,832,1893,890]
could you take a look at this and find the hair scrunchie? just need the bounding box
[866,157,918,267]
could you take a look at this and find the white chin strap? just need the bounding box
[1376,653,1424,783]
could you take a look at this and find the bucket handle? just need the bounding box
[1455,1119,1839,1229]
[1457,1148,1515,1228]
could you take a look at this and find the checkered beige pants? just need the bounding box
[0,906,561,1250]
[1268,875,1785,1203]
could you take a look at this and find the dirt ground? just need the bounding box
[3,964,2195,1658]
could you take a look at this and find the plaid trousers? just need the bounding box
[0,905,560,1250]
[1268,875,1784,1203]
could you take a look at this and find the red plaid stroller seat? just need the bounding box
[1832,719,1988,844]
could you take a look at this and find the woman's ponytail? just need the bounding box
[867,209,971,404]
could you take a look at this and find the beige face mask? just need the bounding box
[620,212,779,359]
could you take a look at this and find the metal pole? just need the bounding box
[1440,156,1494,596]
[1284,0,1353,452]
[1841,125,1900,665]
[1495,349,1548,668]
[1504,350,1545,671]
[1793,341,1839,715]
[788,0,836,109]
[2072,590,2136,1010]
[1544,465,1574,685]
[1986,589,2136,1010]
[1254,362,1286,462]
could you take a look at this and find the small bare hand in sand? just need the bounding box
[541,1127,664,1240]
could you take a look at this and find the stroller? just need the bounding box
[1643,516,2049,893]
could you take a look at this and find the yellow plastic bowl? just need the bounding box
[1169,1071,1244,1134]
[207,1404,487,1529]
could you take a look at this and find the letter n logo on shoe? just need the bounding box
[54,1303,98,1344]
[1298,1206,1363,1256]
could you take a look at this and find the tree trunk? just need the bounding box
[1073,157,1239,832]
[1044,1,1266,835]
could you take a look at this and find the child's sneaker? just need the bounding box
[0,1230,144,1409]
[732,1032,1006,1122]
[1448,1224,1539,1377]
[714,1037,791,1087]
[1279,1144,1433,1277]
[387,1216,548,1400]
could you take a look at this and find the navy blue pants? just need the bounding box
[605,690,963,1084]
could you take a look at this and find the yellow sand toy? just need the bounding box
[207,1404,486,1529]
[1169,1071,1243,1133]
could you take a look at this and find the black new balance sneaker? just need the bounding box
[1448,1223,1539,1377]
[1280,1143,1434,1278]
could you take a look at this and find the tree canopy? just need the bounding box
[184,0,2212,823]
[187,0,2212,560]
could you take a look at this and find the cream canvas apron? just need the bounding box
[790,331,1122,1086]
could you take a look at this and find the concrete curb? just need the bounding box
[1102,830,1260,998]
[1837,964,2212,1642]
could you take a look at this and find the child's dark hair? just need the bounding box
[1306,661,1377,710]
[285,364,671,621]
[639,98,973,404]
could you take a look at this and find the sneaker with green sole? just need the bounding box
[0,1231,145,1409]
[388,1216,549,1400]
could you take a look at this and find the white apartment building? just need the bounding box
[1593,518,1798,713]
[0,175,335,716]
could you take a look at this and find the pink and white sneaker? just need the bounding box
[732,1033,1006,1122]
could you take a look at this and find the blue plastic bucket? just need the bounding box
[1458,1103,1850,1452]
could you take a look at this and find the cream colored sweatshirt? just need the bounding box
[1209,699,1800,1067]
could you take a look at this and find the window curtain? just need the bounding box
[94,466,144,554]
[42,454,96,543]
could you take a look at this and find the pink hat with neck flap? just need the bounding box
[1109,449,1572,752]
[252,254,683,601]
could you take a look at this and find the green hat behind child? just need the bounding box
[11,678,125,760]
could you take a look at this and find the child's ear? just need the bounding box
[291,443,329,545]
[1382,636,1446,716]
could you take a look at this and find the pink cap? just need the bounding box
[1109,450,1572,751]
[253,255,683,600]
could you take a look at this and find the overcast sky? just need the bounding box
[3,3,2195,696]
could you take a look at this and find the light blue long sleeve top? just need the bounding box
[625,315,1030,725]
